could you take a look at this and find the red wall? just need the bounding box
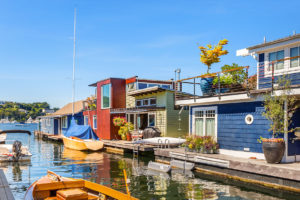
[96,78,126,140]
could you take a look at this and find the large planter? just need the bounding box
[215,87,230,94]
[262,141,285,163]
[200,77,214,95]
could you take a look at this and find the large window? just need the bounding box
[138,82,172,90]
[62,116,68,128]
[84,116,89,125]
[269,50,284,70]
[101,84,111,109]
[148,114,155,127]
[93,115,97,129]
[290,47,300,68]
[193,108,216,137]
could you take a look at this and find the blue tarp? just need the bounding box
[64,117,99,140]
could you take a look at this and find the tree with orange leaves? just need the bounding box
[199,39,229,74]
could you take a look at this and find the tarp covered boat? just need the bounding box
[63,118,103,151]
[24,170,138,200]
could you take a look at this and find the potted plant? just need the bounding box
[198,39,228,95]
[260,76,298,163]
[113,117,133,140]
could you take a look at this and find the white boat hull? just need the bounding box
[132,137,186,146]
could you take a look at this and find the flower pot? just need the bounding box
[200,77,214,95]
[215,88,230,94]
[262,141,285,163]
[126,134,132,141]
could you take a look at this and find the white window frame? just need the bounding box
[290,46,300,68]
[148,113,156,127]
[46,118,51,126]
[84,116,89,125]
[93,115,97,129]
[192,106,217,139]
[101,84,111,109]
[62,116,68,128]
[136,100,142,107]
[149,98,157,106]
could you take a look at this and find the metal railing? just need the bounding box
[174,66,250,101]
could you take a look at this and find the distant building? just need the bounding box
[42,108,55,114]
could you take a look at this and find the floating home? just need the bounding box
[83,76,189,140]
[40,100,85,135]
[176,34,300,163]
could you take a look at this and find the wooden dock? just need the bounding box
[34,131,63,142]
[155,147,300,194]
[0,169,14,200]
[103,140,156,154]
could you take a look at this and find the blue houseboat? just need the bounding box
[176,34,300,163]
[40,100,85,135]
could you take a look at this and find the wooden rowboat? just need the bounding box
[63,136,104,151]
[25,170,138,200]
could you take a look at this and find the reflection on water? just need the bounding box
[0,124,294,200]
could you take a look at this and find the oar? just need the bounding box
[123,169,131,199]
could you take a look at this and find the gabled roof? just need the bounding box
[51,100,84,117]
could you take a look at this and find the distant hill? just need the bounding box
[0,101,57,122]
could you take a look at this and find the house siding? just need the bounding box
[41,117,54,134]
[190,101,272,153]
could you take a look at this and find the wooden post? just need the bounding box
[193,78,196,102]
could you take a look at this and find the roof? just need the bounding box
[127,86,171,96]
[47,100,85,117]
[88,77,125,87]
[247,33,300,50]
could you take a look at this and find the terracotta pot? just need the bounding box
[126,134,132,141]
[262,141,285,163]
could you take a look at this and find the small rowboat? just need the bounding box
[63,136,104,151]
[132,137,186,147]
[25,170,139,200]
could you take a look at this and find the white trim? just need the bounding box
[219,149,265,160]
[92,115,97,129]
[177,93,253,106]
[84,115,89,125]
[101,84,111,109]
[191,106,217,139]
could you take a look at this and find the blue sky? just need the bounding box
[0,0,299,108]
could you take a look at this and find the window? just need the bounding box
[161,84,171,89]
[93,115,97,129]
[101,84,111,109]
[149,84,159,87]
[143,99,149,106]
[46,118,51,126]
[127,83,135,91]
[84,116,89,125]
[148,114,155,127]
[136,100,142,107]
[62,116,68,128]
[138,83,147,89]
[269,50,284,70]
[150,98,156,106]
[193,108,216,137]
[290,47,300,68]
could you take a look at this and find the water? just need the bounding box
[0,123,297,200]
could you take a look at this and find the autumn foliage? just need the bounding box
[198,39,229,74]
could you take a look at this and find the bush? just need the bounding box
[183,135,219,153]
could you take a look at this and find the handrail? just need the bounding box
[177,66,249,83]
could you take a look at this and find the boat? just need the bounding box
[24,170,138,200]
[0,131,32,162]
[63,119,104,151]
[132,137,186,147]
[62,10,103,152]
[147,161,171,173]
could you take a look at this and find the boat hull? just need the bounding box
[63,136,104,151]
[63,136,88,151]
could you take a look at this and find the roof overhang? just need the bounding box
[128,86,171,96]
[110,106,165,114]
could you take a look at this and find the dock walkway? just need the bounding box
[103,140,156,154]
[0,169,14,200]
[155,148,300,193]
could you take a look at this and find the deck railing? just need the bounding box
[174,66,250,102]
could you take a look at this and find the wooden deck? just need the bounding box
[0,169,14,200]
[103,140,156,153]
[34,131,63,142]
[155,148,300,193]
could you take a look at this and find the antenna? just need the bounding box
[72,8,76,116]
[263,36,266,43]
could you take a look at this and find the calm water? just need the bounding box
[0,123,296,200]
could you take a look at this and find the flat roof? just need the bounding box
[247,33,300,50]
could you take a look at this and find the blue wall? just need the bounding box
[61,112,84,135]
[191,101,272,153]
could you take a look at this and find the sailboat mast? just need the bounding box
[72,8,76,116]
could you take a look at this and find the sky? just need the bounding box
[0,0,300,108]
